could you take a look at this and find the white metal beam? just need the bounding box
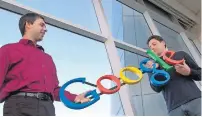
[180,32,201,67]
[92,0,135,115]
[143,11,161,36]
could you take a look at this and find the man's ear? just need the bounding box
[162,41,166,47]
[25,21,32,32]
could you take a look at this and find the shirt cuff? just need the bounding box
[189,69,197,77]
[64,91,78,102]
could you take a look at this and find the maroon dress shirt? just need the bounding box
[0,39,77,102]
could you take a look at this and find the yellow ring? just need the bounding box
[120,66,143,84]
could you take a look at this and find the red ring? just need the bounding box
[96,75,121,94]
[163,51,184,65]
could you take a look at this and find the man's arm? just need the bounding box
[0,46,10,88]
[49,57,78,102]
[53,74,77,102]
[53,84,77,102]
[183,51,201,81]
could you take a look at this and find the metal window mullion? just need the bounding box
[143,11,161,36]
[92,0,134,115]
[180,32,201,67]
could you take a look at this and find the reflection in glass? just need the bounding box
[15,0,100,32]
[117,48,125,67]
[102,0,152,47]
[192,39,201,55]
[102,0,123,41]
[143,93,167,116]
[154,21,192,57]
[111,92,125,115]
[116,106,125,115]
[0,9,21,45]
[189,39,201,55]
[123,7,152,48]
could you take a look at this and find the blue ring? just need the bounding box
[150,70,170,87]
[59,77,100,110]
[139,58,156,73]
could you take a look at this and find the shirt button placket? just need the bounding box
[42,64,48,91]
[44,75,48,91]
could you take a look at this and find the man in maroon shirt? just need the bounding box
[0,13,90,116]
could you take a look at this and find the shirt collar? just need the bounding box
[19,39,44,52]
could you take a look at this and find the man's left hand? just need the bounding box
[174,61,191,76]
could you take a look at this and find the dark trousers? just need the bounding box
[3,95,55,116]
[169,98,201,116]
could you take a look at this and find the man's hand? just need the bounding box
[145,60,159,69]
[74,91,91,103]
[174,61,191,76]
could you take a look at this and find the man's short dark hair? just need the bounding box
[147,35,166,47]
[19,13,44,36]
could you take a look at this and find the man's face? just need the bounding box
[26,18,47,42]
[148,38,166,56]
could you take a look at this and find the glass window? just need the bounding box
[154,20,192,56]
[123,8,152,48]
[116,106,125,115]
[102,0,123,41]
[15,0,100,33]
[101,0,112,31]
[0,9,21,45]
[192,39,201,55]
[189,39,201,55]
[123,16,137,45]
[103,1,152,46]
[117,48,125,67]
[0,9,112,116]
[131,95,144,116]
[122,4,133,16]
[133,11,152,48]
[111,92,125,115]
[143,93,168,116]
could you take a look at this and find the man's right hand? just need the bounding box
[145,60,159,69]
[74,91,91,103]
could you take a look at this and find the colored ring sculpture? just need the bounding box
[120,66,143,84]
[59,77,100,110]
[96,75,121,94]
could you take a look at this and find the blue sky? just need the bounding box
[0,0,121,116]
[15,0,101,33]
